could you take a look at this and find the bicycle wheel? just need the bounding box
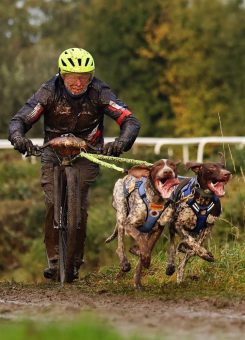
[54,165,81,283]
[54,166,67,284]
[64,166,81,282]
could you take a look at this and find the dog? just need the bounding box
[106,159,180,289]
[166,154,231,283]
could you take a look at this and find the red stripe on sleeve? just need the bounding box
[116,109,132,125]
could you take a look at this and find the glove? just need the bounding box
[12,136,34,156]
[103,139,127,157]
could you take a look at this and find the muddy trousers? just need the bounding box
[41,158,99,267]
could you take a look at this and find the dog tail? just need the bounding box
[105,226,118,243]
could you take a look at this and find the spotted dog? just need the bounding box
[166,154,231,283]
[106,159,180,289]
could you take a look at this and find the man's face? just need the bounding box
[62,72,92,95]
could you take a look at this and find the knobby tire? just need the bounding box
[54,166,81,284]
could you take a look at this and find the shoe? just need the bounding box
[72,258,84,280]
[43,259,58,280]
[43,267,58,279]
[73,267,79,280]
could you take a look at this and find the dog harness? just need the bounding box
[172,177,221,233]
[124,177,165,233]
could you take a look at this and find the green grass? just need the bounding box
[0,317,126,340]
[0,149,244,299]
[77,241,245,301]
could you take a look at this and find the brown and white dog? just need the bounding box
[166,154,231,283]
[106,159,180,289]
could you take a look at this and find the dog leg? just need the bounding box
[125,222,150,268]
[147,223,164,253]
[129,224,164,257]
[111,178,131,272]
[116,223,131,272]
[129,244,140,257]
[176,225,214,283]
[134,258,144,290]
[176,251,193,284]
[166,224,176,276]
[176,225,214,262]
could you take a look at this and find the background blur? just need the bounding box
[0,0,244,281]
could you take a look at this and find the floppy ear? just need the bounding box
[127,164,151,178]
[185,162,203,174]
[175,160,181,166]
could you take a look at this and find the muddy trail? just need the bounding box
[0,282,244,339]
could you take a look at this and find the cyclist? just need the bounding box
[8,47,140,280]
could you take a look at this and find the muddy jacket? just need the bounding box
[8,75,140,162]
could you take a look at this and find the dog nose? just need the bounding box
[222,169,231,180]
[163,169,173,176]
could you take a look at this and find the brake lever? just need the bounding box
[86,142,104,154]
[30,145,43,157]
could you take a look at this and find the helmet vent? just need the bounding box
[68,58,75,67]
[78,58,82,66]
[61,60,67,66]
[85,58,90,66]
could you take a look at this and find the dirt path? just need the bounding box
[0,283,244,339]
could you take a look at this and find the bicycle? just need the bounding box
[32,135,101,284]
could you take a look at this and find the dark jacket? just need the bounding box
[9,75,140,161]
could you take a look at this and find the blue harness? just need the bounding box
[124,177,165,233]
[176,177,220,233]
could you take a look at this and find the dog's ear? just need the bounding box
[175,160,181,166]
[185,162,203,173]
[127,164,151,178]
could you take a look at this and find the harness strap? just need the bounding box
[170,176,197,204]
[138,178,164,233]
[187,195,220,233]
[124,177,165,234]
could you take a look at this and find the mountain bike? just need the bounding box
[32,135,100,284]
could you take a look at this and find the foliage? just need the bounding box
[0,0,245,138]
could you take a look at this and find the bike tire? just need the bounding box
[64,166,81,282]
[54,165,81,284]
[54,166,67,284]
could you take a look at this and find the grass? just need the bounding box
[75,240,245,301]
[0,149,244,300]
[0,317,128,340]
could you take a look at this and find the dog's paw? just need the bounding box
[205,251,215,262]
[121,261,131,272]
[166,264,175,276]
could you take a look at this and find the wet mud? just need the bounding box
[0,283,244,339]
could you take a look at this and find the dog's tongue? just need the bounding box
[207,181,225,197]
[156,178,180,199]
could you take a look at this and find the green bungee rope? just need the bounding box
[79,152,153,173]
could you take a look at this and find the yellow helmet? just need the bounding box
[58,48,95,74]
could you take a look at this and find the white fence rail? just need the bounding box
[0,137,244,162]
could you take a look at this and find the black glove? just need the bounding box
[103,139,127,157]
[12,136,34,156]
